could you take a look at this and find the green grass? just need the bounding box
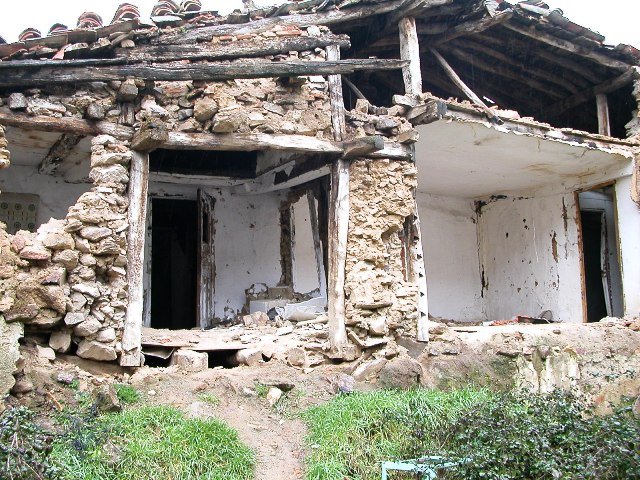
[51,405,254,480]
[114,384,140,404]
[302,388,489,480]
[197,392,221,406]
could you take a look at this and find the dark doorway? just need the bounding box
[581,210,608,323]
[151,198,198,329]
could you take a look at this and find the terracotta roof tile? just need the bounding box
[18,28,41,42]
[77,12,103,29]
[111,3,141,23]
[48,23,69,36]
[152,1,180,17]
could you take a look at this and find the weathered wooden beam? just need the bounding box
[399,17,423,96]
[342,136,385,159]
[410,211,429,342]
[38,133,83,175]
[502,22,631,72]
[0,108,132,140]
[406,99,446,125]
[343,76,367,101]
[0,59,408,88]
[153,0,406,45]
[430,48,502,123]
[428,10,512,46]
[545,68,637,118]
[326,44,350,355]
[163,131,344,154]
[596,93,611,136]
[115,33,351,63]
[387,0,454,28]
[121,150,149,367]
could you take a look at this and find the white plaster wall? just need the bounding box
[146,182,283,319]
[0,164,90,226]
[615,176,640,317]
[292,193,320,295]
[478,194,584,322]
[417,193,485,322]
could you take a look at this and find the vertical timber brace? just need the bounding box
[121,150,150,366]
[596,94,611,136]
[326,44,350,355]
[398,17,422,97]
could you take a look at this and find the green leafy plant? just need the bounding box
[113,384,140,404]
[0,406,58,480]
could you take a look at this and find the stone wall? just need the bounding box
[0,135,131,362]
[344,159,420,343]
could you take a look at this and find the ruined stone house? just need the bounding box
[0,0,639,382]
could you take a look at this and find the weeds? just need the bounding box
[197,392,221,406]
[113,384,140,404]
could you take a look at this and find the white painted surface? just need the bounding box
[415,121,632,198]
[417,192,484,322]
[615,176,640,317]
[0,164,90,225]
[478,194,584,323]
[292,193,320,295]
[146,181,284,320]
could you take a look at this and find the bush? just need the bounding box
[0,406,58,480]
[437,390,640,480]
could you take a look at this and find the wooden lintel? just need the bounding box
[0,59,408,88]
[0,108,132,140]
[503,22,631,72]
[428,10,512,46]
[163,131,343,154]
[430,48,502,124]
[398,16,423,96]
[546,68,637,118]
[38,133,83,175]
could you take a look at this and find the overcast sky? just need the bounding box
[0,0,638,47]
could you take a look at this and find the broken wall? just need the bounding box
[345,159,420,340]
[417,192,484,322]
[615,176,640,317]
[478,193,583,322]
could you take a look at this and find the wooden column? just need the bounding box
[326,44,349,354]
[399,17,422,96]
[121,150,150,367]
[410,209,430,342]
[596,93,611,136]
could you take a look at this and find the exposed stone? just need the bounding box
[36,345,56,361]
[193,97,219,121]
[92,238,120,256]
[49,330,72,353]
[19,245,51,262]
[56,371,75,385]
[352,358,388,381]
[336,373,355,393]
[286,347,306,367]
[7,93,27,110]
[234,348,262,366]
[266,387,283,406]
[378,356,422,390]
[90,164,129,185]
[117,79,139,102]
[77,340,117,361]
[93,384,121,412]
[212,112,242,133]
[242,311,269,327]
[86,102,106,120]
[96,327,117,343]
[64,312,85,325]
[0,315,23,396]
[11,378,33,394]
[41,232,75,250]
[74,317,102,336]
[170,349,208,372]
[72,282,100,298]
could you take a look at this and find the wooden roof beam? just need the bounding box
[427,10,513,46]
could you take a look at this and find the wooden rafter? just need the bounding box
[427,10,513,46]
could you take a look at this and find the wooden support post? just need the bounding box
[399,17,422,96]
[326,44,349,354]
[121,150,149,367]
[410,211,430,342]
[596,93,611,137]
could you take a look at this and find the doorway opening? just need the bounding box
[150,198,198,330]
[578,186,623,322]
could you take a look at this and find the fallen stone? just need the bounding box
[368,317,388,336]
[56,371,75,385]
[276,325,294,336]
[336,373,355,394]
[242,311,269,327]
[77,340,117,361]
[93,384,121,412]
[378,356,422,390]
[170,349,208,372]
[36,345,56,361]
[266,387,283,406]
[49,330,72,353]
[234,348,262,367]
[286,347,306,367]
[74,318,102,337]
[352,358,388,382]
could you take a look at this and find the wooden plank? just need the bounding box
[121,151,150,367]
[116,33,351,62]
[429,10,512,46]
[163,131,343,154]
[545,68,637,118]
[430,48,502,123]
[503,22,631,72]
[0,59,407,88]
[38,133,83,175]
[326,44,350,355]
[197,189,216,329]
[410,212,429,342]
[0,108,132,140]
[596,94,611,136]
[399,17,422,96]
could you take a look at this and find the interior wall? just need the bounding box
[417,192,484,322]
[0,164,90,226]
[146,181,283,321]
[478,193,584,322]
[291,193,321,295]
[615,176,640,317]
